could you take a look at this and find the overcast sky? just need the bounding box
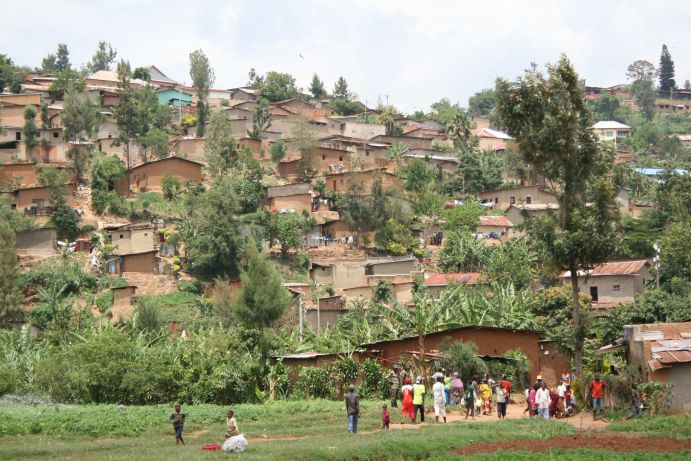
[3,0,690,113]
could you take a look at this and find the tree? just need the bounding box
[261,71,299,102]
[87,41,117,73]
[113,60,138,179]
[0,221,22,326]
[442,201,483,232]
[40,100,49,129]
[445,148,502,194]
[90,154,126,214]
[291,117,318,179]
[51,205,80,241]
[590,91,622,122]
[204,111,238,177]
[385,143,409,173]
[430,98,463,127]
[246,67,263,89]
[309,73,327,99]
[48,68,85,99]
[468,88,497,117]
[189,49,215,137]
[233,238,294,371]
[139,128,169,161]
[626,60,658,121]
[0,54,25,93]
[659,222,690,286]
[247,97,272,140]
[22,106,37,159]
[658,44,676,93]
[484,238,535,290]
[329,97,361,116]
[446,111,475,150]
[270,139,286,162]
[495,55,622,392]
[62,90,101,183]
[333,76,349,99]
[38,167,69,206]
[440,230,488,272]
[132,67,151,82]
[41,43,70,73]
[378,105,403,136]
[40,54,57,73]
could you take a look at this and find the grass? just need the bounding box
[607,413,691,439]
[0,401,688,461]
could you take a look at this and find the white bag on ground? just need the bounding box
[222,434,249,453]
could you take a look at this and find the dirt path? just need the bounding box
[452,433,691,455]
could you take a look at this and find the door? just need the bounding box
[589,286,599,302]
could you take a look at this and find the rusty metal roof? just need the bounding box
[590,260,649,276]
[479,216,512,227]
[424,272,482,286]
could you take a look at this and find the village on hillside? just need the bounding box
[0,39,690,425]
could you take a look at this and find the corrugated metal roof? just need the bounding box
[424,273,482,286]
[473,128,512,140]
[479,216,512,227]
[592,121,632,130]
[560,260,648,278]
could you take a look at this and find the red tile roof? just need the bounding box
[424,273,482,286]
[479,216,512,227]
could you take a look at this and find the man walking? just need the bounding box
[388,365,400,408]
[412,376,426,423]
[589,373,606,421]
[535,382,551,420]
[345,384,360,433]
[432,376,447,423]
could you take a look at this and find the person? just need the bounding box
[226,410,240,438]
[564,384,574,416]
[345,384,360,433]
[557,380,567,399]
[535,382,551,420]
[412,376,426,423]
[479,379,492,415]
[382,404,391,430]
[432,376,447,423]
[561,368,571,386]
[464,380,476,420]
[400,377,415,424]
[523,386,531,415]
[549,388,563,418]
[444,371,452,405]
[431,368,444,382]
[450,372,464,406]
[529,383,539,417]
[626,383,641,420]
[117,400,126,412]
[169,403,186,446]
[388,366,400,408]
[496,382,508,419]
[589,373,606,421]
[501,374,512,401]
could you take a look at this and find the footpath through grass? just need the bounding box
[0,401,688,461]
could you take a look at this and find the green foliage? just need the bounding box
[297,366,331,399]
[204,111,238,176]
[446,148,503,194]
[440,230,488,272]
[160,173,180,200]
[504,349,530,390]
[86,41,117,73]
[139,127,169,161]
[0,221,22,325]
[360,358,387,399]
[189,49,215,103]
[0,197,36,233]
[484,238,535,290]
[0,54,27,93]
[247,97,272,140]
[430,98,463,127]
[131,67,150,82]
[133,297,163,333]
[658,44,676,93]
[443,341,488,381]
[48,68,85,99]
[468,88,497,117]
[259,71,299,102]
[659,222,691,285]
[378,105,403,136]
[373,279,393,303]
[309,73,327,99]
[333,357,359,387]
[627,60,658,121]
[329,97,362,116]
[177,279,203,295]
[270,139,286,162]
[22,105,37,152]
[37,166,68,206]
[442,202,483,232]
[333,76,350,99]
[95,290,114,312]
[260,210,306,257]
[51,205,80,241]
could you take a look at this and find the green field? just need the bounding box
[0,401,688,461]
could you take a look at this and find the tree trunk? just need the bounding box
[126,141,132,192]
[570,268,585,401]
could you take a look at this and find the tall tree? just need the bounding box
[309,73,327,99]
[378,105,403,136]
[233,238,294,373]
[113,60,139,185]
[658,44,676,93]
[261,71,299,102]
[48,68,85,99]
[62,91,101,184]
[87,41,117,73]
[55,43,70,72]
[22,106,37,160]
[189,49,215,137]
[204,111,238,177]
[333,76,349,99]
[446,111,475,150]
[495,55,622,393]
[626,60,658,121]
[0,220,22,326]
[40,54,57,73]
[0,54,25,93]
[467,88,497,117]
[247,97,272,140]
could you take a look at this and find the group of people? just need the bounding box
[524,369,608,421]
[169,404,246,452]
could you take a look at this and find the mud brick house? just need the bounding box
[115,157,203,196]
[324,168,401,194]
[108,285,138,322]
[266,183,313,213]
[107,250,159,275]
[360,325,568,383]
[402,149,458,173]
[106,220,165,254]
[304,295,347,331]
[477,215,513,241]
[370,134,435,150]
[14,183,76,214]
[15,228,56,256]
[365,256,418,276]
[505,203,560,227]
[0,162,38,187]
[479,185,559,212]
[473,127,513,151]
[596,322,691,412]
[423,272,483,297]
[559,260,650,310]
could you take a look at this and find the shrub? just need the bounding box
[177,279,203,295]
[298,366,331,399]
[360,358,387,399]
[443,341,488,382]
[95,290,114,312]
[161,174,181,200]
[0,369,19,396]
[133,297,163,333]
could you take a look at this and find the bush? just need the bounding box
[177,279,203,295]
[360,358,387,399]
[161,174,181,200]
[443,341,488,382]
[298,366,331,399]
[0,369,19,396]
[95,290,114,312]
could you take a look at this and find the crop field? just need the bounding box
[0,401,689,460]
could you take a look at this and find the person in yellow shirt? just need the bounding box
[412,376,426,423]
[479,379,492,415]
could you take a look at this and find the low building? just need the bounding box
[14,183,76,215]
[473,127,513,151]
[324,168,401,194]
[592,121,633,146]
[15,228,56,256]
[106,250,159,275]
[559,260,650,309]
[477,215,513,241]
[505,203,559,227]
[479,185,559,212]
[0,162,38,187]
[266,183,313,213]
[106,220,165,254]
[423,272,482,297]
[304,295,346,331]
[365,256,418,276]
[156,88,192,107]
[109,285,138,323]
[115,157,203,196]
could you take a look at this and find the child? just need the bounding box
[564,384,573,416]
[226,409,240,438]
[169,403,186,446]
[464,380,476,420]
[382,404,390,430]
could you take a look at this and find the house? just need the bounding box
[228,87,259,101]
[343,274,415,304]
[559,260,650,309]
[477,216,513,241]
[473,127,513,151]
[304,295,347,331]
[364,256,418,276]
[310,258,416,293]
[147,65,179,89]
[359,325,569,383]
[107,250,159,275]
[108,285,138,322]
[505,203,559,227]
[156,88,192,107]
[266,183,313,213]
[423,272,482,297]
[106,220,165,254]
[0,162,38,187]
[370,134,434,150]
[85,70,147,90]
[115,157,203,196]
[592,121,633,146]
[14,183,76,215]
[403,150,458,173]
[478,185,559,212]
[633,167,687,182]
[15,228,56,256]
[312,146,352,173]
[596,322,691,412]
[324,168,401,194]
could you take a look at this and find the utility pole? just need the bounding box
[653,242,661,289]
[316,282,321,335]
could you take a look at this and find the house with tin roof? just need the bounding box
[423,272,483,297]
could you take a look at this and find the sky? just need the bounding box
[2,0,691,113]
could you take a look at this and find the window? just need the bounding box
[120,234,124,238]
[605,131,614,138]
[53,131,59,138]
[589,286,599,302]
[613,284,620,292]
[35,131,41,138]
[339,156,343,161]
[525,196,532,204]
[15,132,21,141]
[340,179,344,185]
[322,155,326,160]
[509,196,516,205]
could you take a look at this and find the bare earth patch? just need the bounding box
[451,433,691,455]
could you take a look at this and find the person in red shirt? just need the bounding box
[381,404,390,430]
[400,377,415,424]
[589,373,606,420]
[501,374,512,401]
